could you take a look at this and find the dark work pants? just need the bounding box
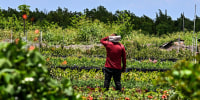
[104,67,122,91]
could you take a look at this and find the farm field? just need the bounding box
[1,26,198,99]
[1,6,200,99]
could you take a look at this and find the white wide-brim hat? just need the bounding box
[109,36,121,42]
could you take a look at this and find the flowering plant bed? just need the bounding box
[49,68,179,99]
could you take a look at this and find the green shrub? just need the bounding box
[160,55,200,99]
[115,11,134,39]
[75,16,104,43]
[0,40,80,100]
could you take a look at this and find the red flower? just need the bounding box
[31,17,35,22]
[35,29,39,34]
[22,14,27,20]
[90,88,95,90]
[29,46,35,51]
[162,94,167,99]
[34,37,38,41]
[125,97,130,100]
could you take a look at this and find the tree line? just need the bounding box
[0,5,199,35]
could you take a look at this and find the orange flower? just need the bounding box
[46,58,50,62]
[34,37,38,41]
[125,97,130,100]
[22,14,27,20]
[163,90,167,94]
[62,60,67,65]
[89,97,93,100]
[87,96,93,100]
[15,38,20,44]
[29,46,35,51]
[35,29,39,34]
[147,95,153,99]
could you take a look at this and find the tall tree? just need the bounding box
[18,4,30,15]
[140,15,154,34]
[155,9,174,35]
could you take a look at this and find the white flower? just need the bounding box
[24,77,34,82]
[38,63,42,67]
[26,53,30,57]
[39,77,44,81]
[17,86,21,90]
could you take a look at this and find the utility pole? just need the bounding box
[192,4,196,63]
[178,12,184,53]
[183,12,184,33]
[39,30,42,53]
[195,5,198,58]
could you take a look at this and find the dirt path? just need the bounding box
[1,39,103,50]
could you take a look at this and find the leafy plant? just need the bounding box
[0,40,80,100]
[159,55,200,99]
[75,16,105,43]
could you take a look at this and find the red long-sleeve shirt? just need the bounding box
[100,36,126,71]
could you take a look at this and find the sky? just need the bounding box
[1,0,200,20]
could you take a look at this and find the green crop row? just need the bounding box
[45,56,175,69]
[40,45,193,61]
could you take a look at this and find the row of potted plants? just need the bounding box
[45,56,175,70]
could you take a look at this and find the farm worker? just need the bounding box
[100,33,126,91]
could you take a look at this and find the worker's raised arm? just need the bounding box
[100,36,109,46]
